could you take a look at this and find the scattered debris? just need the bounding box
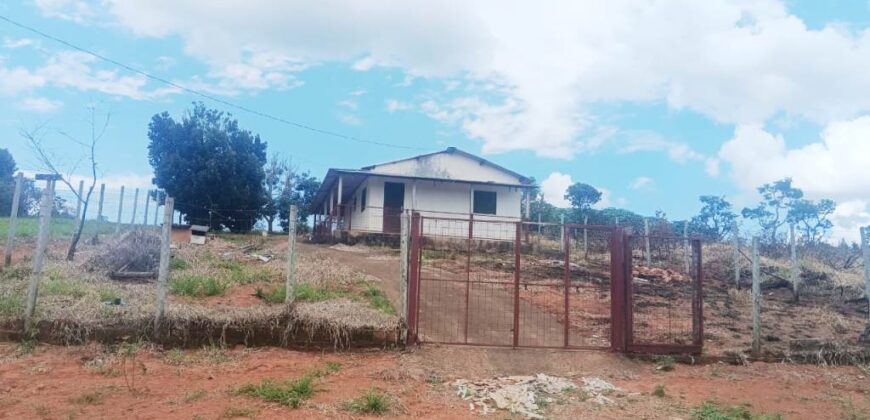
[453,374,577,419]
[85,230,160,279]
[252,254,272,262]
[580,377,620,405]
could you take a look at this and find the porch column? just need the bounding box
[468,185,474,214]
[329,188,334,216]
[524,190,531,221]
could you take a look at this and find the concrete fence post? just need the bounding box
[583,215,588,260]
[130,188,139,226]
[399,212,410,328]
[285,205,298,304]
[74,179,84,221]
[153,192,159,226]
[643,218,651,266]
[115,185,125,234]
[143,189,150,226]
[4,173,23,267]
[751,237,761,358]
[732,221,740,289]
[96,183,105,224]
[861,226,870,321]
[24,179,56,333]
[154,196,174,334]
[789,223,799,302]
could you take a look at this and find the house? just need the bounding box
[309,147,535,239]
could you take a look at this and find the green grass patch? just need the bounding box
[652,384,666,398]
[692,402,783,420]
[40,278,87,299]
[170,274,227,297]
[361,286,395,315]
[0,294,23,317]
[0,217,118,239]
[345,388,391,415]
[255,285,286,304]
[235,375,316,408]
[293,283,348,302]
[169,257,189,270]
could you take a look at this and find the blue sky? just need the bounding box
[1,1,869,241]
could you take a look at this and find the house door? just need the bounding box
[382,182,405,234]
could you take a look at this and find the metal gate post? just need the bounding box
[406,212,422,345]
[563,225,570,347]
[692,239,704,347]
[610,227,627,352]
[513,222,521,347]
[464,214,473,344]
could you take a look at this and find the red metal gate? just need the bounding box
[406,213,704,353]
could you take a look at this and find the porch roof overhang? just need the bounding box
[308,169,535,214]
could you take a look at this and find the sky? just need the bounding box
[1,0,869,242]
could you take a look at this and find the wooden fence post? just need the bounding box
[143,189,150,225]
[285,205,297,304]
[24,179,56,333]
[751,237,761,358]
[861,226,870,321]
[4,173,23,267]
[96,183,105,224]
[732,221,740,289]
[115,185,125,234]
[74,179,84,220]
[683,221,690,274]
[399,212,410,328]
[583,215,588,260]
[153,194,159,226]
[154,196,174,334]
[130,188,139,226]
[559,214,565,253]
[643,218,651,266]
[789,223,799,302]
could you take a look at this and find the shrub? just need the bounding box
[345,388,391,415]
[255,286,285,304]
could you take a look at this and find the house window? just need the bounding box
[473,190,497,215]
[360,188,367,212]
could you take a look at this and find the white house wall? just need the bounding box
[366,152,522,185]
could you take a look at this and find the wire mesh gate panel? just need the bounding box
[409,215,619,350]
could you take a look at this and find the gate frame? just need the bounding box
[405,216,703,354]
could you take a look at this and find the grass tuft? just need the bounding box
[170,274,227,297]
[652,384,666,398]
[345,388,391,415]
[362,286,395,315]
[692,401,783,420]
[235,376,315,408]
[255,286,286,304]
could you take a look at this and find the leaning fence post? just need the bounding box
[789,223,799,302]
[130,188,139,226]
[96,183,105,224]
[4,173,23,267]
[732,221,740,289]
[24,179,56,333]
[142,189,150,226]
[154,196,174,335]
[683,221,690,274]
[285,205,298,305]
[643,218,651,265]
[751,237,761,358]
[74,179,84,221]
[861,226,870,321]
[399,212,410,330]
[115,185,125,234]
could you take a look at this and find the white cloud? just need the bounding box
[337,113,361,126]
[629,176,653,190]
[719,116,870,242]
[540,172,573,207]
[2,37,38,49]
[829,200,870,244]
[385,99,412,113]
[337,99,358,110]
[35,0,96,23]
[20,96,63,113]
[620,131,707,163]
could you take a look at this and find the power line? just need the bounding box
[0,14,425,152]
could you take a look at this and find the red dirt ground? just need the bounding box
[0,343,867,419]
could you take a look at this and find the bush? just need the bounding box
[255,286,286,304]
[235,376,315,408]
[345,388,391,415]
[170,275,227,297]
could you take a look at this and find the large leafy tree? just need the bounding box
[689,195,737,240]
[0,149,48,218]
[278,170,320,232]
[147,102,267,232]
[788,198,835,244]
[564,182,602,213]
[741,178,803,243]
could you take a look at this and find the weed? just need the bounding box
[70,389,106,405]
[164,349,189,366]
[0,294,22,317]
[345,388,391,415]
[692,401,783,420]
[40,278,87,299]
[656,355,675,372]
[362,286,395,314]
[236,375,315,408]
[255,285,285,304]
[294,283,345,302]
[325,362,342,373]
[220,406,257,419]
[184,389,207,403]
[170,274,227,297]
[202,344,230,364]
[97,287,121,303]
[169,257,189,270]
[652,384,666,398]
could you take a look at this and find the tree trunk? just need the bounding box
[66,186,95,261]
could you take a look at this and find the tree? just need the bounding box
[741,178,803,243]
[278,170,320,232]
[147,102,267,232]
[564,182,602,212]
[0,149,38,216]
[20,106,107,260]
[689,195,737,240]
[788,198,835,244]
[262,154,288,233]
